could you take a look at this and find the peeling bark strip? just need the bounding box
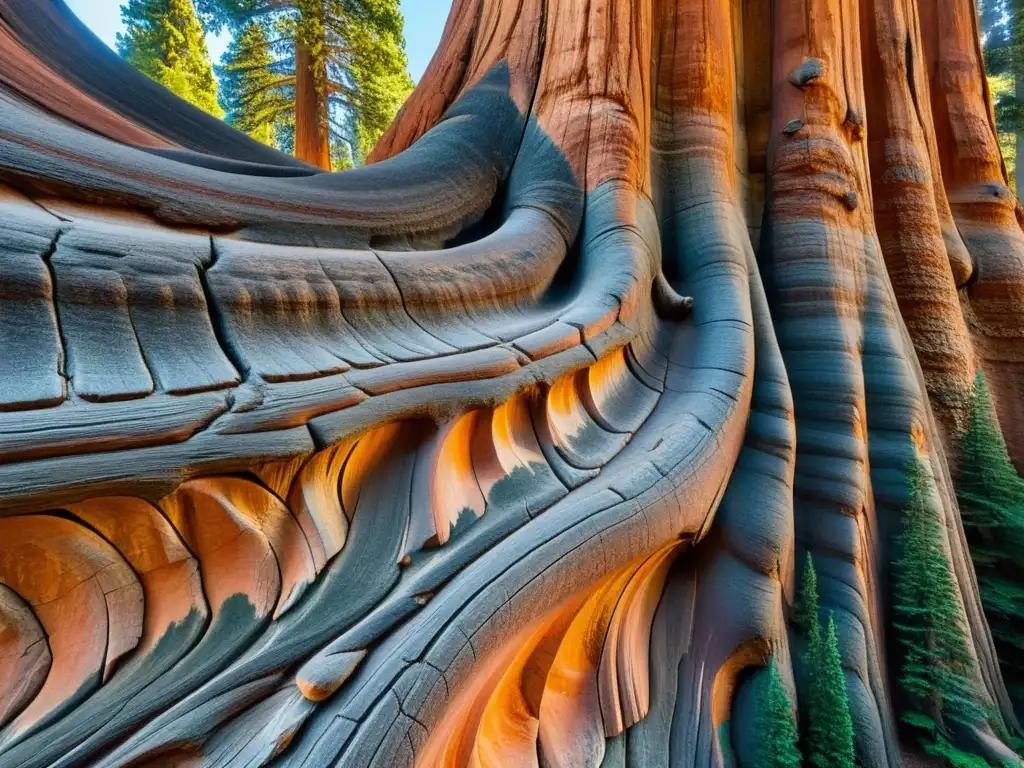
[0,0,1022,766]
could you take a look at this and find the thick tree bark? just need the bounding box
[0,0,1022,766]
[294,39,332,170]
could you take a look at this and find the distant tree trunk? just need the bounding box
[1017,59,1024,195]
[294,40,331,169]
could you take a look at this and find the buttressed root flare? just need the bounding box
[0,0,1022,765]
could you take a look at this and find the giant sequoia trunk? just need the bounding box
[0,0,1022,766]
[294,38,332,170]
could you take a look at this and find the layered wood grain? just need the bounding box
[0,0,1022,765]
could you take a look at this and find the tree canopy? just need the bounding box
[118,0,224,118]
[200,0,413,168]
[978,0,1024,189]
[217,21,288,146]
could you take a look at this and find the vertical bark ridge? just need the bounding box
[921,0,1024,473]
[763,0,898,762]
[862,0,975,441]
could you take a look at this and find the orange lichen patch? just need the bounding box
[0,584,50,729]
[0,21,170,150]
[286,440,357,572]
[433,412,488,541]
[0,515,142,740]
[159,481,281,622]
[710,637,770,729]
[66,497,206,663]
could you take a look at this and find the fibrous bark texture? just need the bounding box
[0,0,1022,766]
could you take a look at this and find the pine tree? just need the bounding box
[795,554,856,767]
[345,15,415,161]
[117,0,224,118]
[957,372,1024,716]
[218,21,290,146]
[198,0,414,169]
[958,373,1024,532]
[795,551,820,638]
[977,0,1024,192]
[895,458,986,746]
[795,553,822,741]
[751,656,803,768]
[806,614,857,768]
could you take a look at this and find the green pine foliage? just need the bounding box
[807,615,857,768]
[957,372,1024,716]
[795,554,856,768]
[958,373,1024,531]
[218,21,290,145]
[795,552,820,639]
[343,9,414,160]
[794,553,822,734]
[117,0,224,118]
[895,457,987,758]
[924,736,994,768]
[198,0,414,165]
[751,657,802,768]
[978,0,1024,191]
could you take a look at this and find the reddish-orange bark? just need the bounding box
[294,41,333,170]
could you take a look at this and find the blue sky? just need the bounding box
[65,0,453,83]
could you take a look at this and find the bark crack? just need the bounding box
[197,237,247,382]
[41,228,69,390]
